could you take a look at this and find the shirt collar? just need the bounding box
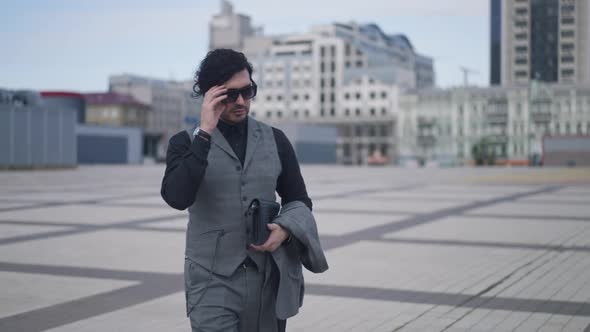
[217,117,248,137]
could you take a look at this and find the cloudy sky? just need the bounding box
[0,0,489,92]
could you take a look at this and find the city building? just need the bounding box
[207,1,590,166]
[108,74,200,160]
[209,0,257,51]
[398,83,590,166]
[0,90,77,169]
[209,1,435,165]
[84,92,150,128]
[491,0,590,85]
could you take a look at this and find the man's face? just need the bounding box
[219,69,252,124]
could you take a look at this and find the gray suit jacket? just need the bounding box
[271,201,329,319]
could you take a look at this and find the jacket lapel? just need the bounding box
[211,128,239,161]
[243,117,261,171]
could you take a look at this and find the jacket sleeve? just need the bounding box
[273,201,329,273]
[160,131,211,210]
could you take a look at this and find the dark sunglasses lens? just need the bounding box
[225,91,239,103]
[241,86,256,99]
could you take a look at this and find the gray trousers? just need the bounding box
[185,257,285,332]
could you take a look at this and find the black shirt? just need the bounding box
[160,117,313,211]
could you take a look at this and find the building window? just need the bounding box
[320,46,325,57]
[381,91,387,99]
[355,92,361,100]
[561,55,574,63]
[320,79,325,88]
[293,110,298,118]
[370,108,375,116]
[514,20,527,28]
[292,94,299,100]
[266,111,272,118]
[356,60,363,67]
[304,110,309,117]
[561,30,574,38]
[515,46,528,53]
[515,71,528,77]
[515,33,527,40]
[277,111,283,118]
[330,93,335,103]
[561,17,574,24]
[320,93,325,103]
[266,95,272,101]
[330,108,335,116]
[561,43,575,52]
[345,108,350,116]
[562,69,574,77]
[331,78,335,87]
[277,95,283,101]
[515,8,528,15]
[330,62,336,72]
[515,58,528,65]
[561,4,575,13]
[370,92,375,99]
[344,93,350,100]
[355,108,360,116]
[304,94,309,100]
[381,108,386,116]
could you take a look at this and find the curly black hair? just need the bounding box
[192,49,254,98]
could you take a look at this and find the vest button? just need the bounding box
[236,166,242,171]
[241,181,246,186]
[242,196,248,202]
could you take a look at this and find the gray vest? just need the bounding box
[185,117,282,277]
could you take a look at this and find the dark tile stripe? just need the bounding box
[376,237,590,253]
[320,186,563,251]
[305,284,590,316]
[465,213,590,222]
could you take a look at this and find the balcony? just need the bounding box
[417,116,436,128]
[486,99,508,125]
[417,134,436,147]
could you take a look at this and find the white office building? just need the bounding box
[109,74,200,159]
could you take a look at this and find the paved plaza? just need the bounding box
[0,165,589,331]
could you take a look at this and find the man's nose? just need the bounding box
[235,93,246,104]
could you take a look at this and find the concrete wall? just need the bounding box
[0,104,77,168]
[76,125,143,164]
[543,136,590,167]
[274,123,337,164]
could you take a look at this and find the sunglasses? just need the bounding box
[223,83,257,103]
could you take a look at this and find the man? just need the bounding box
[161,49,327,332]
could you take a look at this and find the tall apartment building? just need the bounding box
[209,0,257,51]
[208,1,434,165]
[240,22,435,164]
[491,0,590,85]
[108,74,200,159]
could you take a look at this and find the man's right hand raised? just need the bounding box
[199,85,227,134]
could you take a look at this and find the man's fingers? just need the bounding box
[205,86,227,102]
[211,94,227,106]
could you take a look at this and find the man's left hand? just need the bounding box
[250,223,289,252]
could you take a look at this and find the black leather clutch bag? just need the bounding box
[245,198,280,245]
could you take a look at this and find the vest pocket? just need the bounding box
[184,230,225,316]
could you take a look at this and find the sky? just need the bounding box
[0,0,490,92]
